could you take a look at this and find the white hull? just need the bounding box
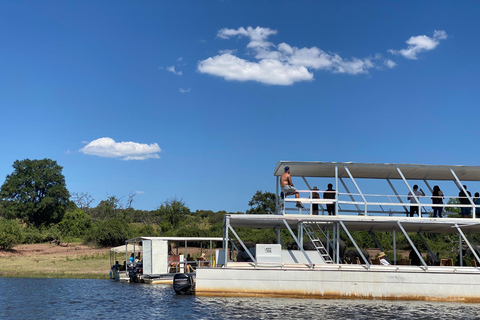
[196,263,480,302]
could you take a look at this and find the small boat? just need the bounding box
[187,161,480,302]
[110,237,222,284]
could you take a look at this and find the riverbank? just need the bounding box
[0,243,111,279]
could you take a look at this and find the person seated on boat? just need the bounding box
[236,248,252,262]
[135,253,142,263]
[120,261,126,271]
[111,261,121,270]
[197,253,208,267]
[185,256,195,273]
[129,253,135,264]
[407,185,425,217]
[409,249,421,266]
[187,254,197,268]
[280,166,303,208]
[323,183,336,215]
[378,252,390,266]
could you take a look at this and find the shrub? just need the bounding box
[0,219,23,250]
[85,218,132,247]
[58,208,92,238]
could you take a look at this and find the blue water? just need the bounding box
[1,278,480,319]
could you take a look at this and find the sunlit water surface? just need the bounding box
[1,278,479,319]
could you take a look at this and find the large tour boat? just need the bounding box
[186,161,480,302]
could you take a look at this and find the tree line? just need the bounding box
[0,158,240,250]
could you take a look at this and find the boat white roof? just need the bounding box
[274,161,480,181]
[126,236,223,242]
[226,214,480,234]
[110,244,140,253]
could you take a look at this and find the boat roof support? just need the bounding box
[397,167,422,217]
[228,224,256,265]
[344,166,367,215]
[368,231,385,253]
[417,232,439,264]
[339,177,362,215]
[397,221,428,270]
[393,228,396,265]
[282,219,314,269]
[339,221,370,268]
[451,169,476,218]
[465,232,480,257]
[335,165,339,216]
[455,223,480,266]
[387,179,408,214]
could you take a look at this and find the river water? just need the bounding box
[1,278,479,319]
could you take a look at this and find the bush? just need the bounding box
[85,218,132,247]
[0,219,23,250]
[58,208,92,238]
[21,225,61,244]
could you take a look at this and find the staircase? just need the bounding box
[303,222,333,264]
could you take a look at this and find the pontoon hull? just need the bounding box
[196,264,480,302]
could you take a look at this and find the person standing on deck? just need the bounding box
[431,185,444,218]
[459,185,472,218]
[311,186,320,215]
[324,183,336,215]
[407,185,425,217]
[280,166,303,208]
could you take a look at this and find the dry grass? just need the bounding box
[0,243,111,279]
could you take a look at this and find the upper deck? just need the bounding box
[274,161,480,219]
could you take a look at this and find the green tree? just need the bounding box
[58,208,92,238]
[246,191,276,214]
[85,218,132,247]
[0,159,70,227]
[156,197,190,229]
[0,219,23,250]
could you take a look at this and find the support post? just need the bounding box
[417,232,438,264]
[283,220,314,268]
[397,221,428,269]
[344,166,367,215]
[339,221,370,268]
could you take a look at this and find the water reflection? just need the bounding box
[1,278,479,319]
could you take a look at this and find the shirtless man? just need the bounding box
[280,166,303,208]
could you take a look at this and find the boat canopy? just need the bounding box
[274,161,480,181]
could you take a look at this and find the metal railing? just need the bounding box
[278,189,479,218]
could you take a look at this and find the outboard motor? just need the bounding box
[173,273,195,295]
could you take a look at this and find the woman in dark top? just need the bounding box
[431,185,444,218]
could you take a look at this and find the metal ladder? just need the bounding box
[303,222,333,263]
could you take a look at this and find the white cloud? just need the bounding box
[167,66,182,76]
[179,88,191,93]
[199,26,435,85]
[79,137,161,161]
[198,53,313,85]
[388,30,448,60]
[385,59,397,68]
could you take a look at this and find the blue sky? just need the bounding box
[1,1,479,213]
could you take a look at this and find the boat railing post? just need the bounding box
[397,167,420,218]
[456,224,480,266]
[344,166,367,216]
